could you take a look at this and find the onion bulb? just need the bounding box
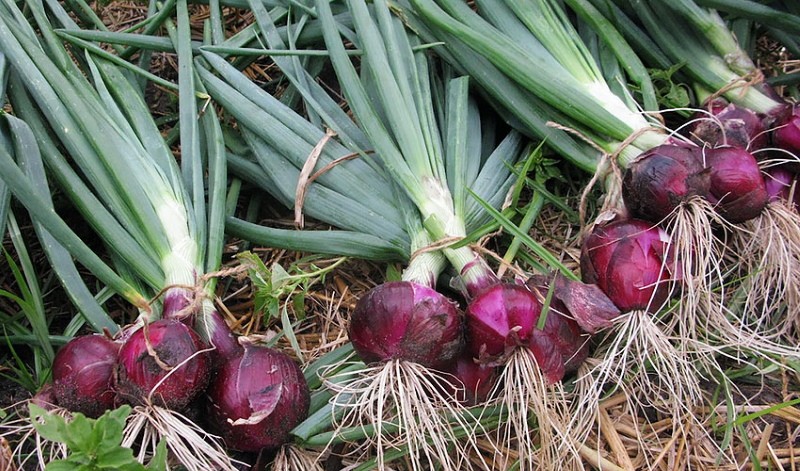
[115,319,210,410]
[622,144,710,223]
[581,219,678,313]
[206,343,309,453]
[51,334,119,418]
[348,281,463,368]
[703,146,769,223]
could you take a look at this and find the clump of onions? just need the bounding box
[206,342,310,453]
[115,319,211,410]
[464,282,584,469]
[691,99,768,150]
[580,218,701,418]
[621,143,729,350]
[331,279,483,471]
[729,164,800,338]
[51,334,120,418]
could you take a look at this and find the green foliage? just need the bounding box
[0,213,59,391]
[648,63,692,110]
[237,251,346,358]
[28,404,166,471]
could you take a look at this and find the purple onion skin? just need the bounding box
[115,319,210,410]
[622,144,710,222]
[466,284,540,359]
[537,274,621,334]
[774,105,800,156]
[194,309,243,366]
[703,147,769,223]
[52,335,120,418]
[465,283,566,384]
[206,344,310,453]
[348,281,463,369]
[525,276,599,373]
[442,352,498,406]
[161,287,193,320]
[691,100,768,150]
[581,219,677,313]
[765,166,800,210]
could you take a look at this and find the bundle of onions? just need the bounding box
[298,0,629,468]
[197,11,541,467]
[0,0,238,467]
[197,0,611,467]
[611,0,800,340]
[403,0,726,428]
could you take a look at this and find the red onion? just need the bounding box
[348,281,463,369]
[465,283,568,384]
[441,352,498,406]
[703,146,769,223]
[691,100,768,150]
[774,105,800,155]
[206,343,310,453]
[580,219,678,313]
[622,144,710,222]
[51,334,120,418]
[765,166,799,210]
[115,319,211,410]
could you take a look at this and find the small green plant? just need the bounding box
[648,63,692,111]
[238,251,346,357]
[28,404,166,471]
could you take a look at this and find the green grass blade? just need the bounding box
[468,189,576,279]
[6,213,53,364]
[55,30,183,94]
